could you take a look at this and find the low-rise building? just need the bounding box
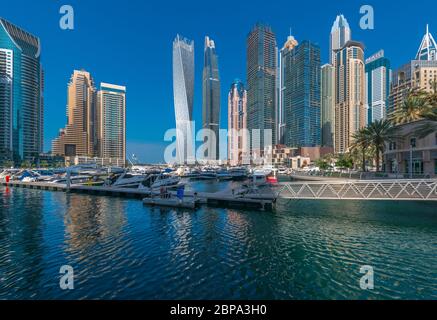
[384,120,437,177]
[272,145,298,167]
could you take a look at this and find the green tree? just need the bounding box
[351,128,370,172]
[390,90,430,125]
[365,120,399,172]
[336,153,353,169]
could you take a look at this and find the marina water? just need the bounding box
[0,181,436,300]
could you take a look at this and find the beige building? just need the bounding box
[384,120,437,177]
[228,80,248,166]
[52,70,97,157]
[333,41,366,154]
[272,145,298,167]
[390,60,437,112]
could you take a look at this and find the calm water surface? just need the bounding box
[0,182,436,300]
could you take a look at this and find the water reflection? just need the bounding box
[0,186,436,300]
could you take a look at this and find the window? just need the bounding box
[410,138,417,148]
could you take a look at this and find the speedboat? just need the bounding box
[151,173,182,189]
[229,167,248,181]
[138,173,183,191]
[49,175,94,185]
[216,170,232,181]
[197,170,217,180]
[104,172,148,188]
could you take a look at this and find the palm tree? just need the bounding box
[390,90,430,125]
[365,120,399,172]
[351,128,370,172]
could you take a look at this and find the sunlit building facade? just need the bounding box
[330,14,351,65]
[173,34,195,164]
[98,83,126,165]
[52,70,97,157]
[390,25,437,114]
[334,41,366,154]
[228,79,247,166]
[0,18,44,165]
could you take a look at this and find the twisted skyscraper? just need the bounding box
[173,35,195,164]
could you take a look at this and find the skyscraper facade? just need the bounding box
[321,64,335,148]
[279,35,299,145]
[365,50,391,124]
[390,26,437,113]
[330,15,351,65]
[282,40,321,148]
[202,36,221,161]
[0,18,44,165]
[98,83,126,165]
[173,34,195,164]
[228,79,247,167]
[246,24,277,155]
[416,24,437,61]
[52,70,97,157]
[334,41,366,154]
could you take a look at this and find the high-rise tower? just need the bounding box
[246,23,277,157]
[416,24,437,61]
[52,70,97,158]
[0,18,44,165]
[98,83,126,165]
[173,34,195,164]
[282,39,321,148]
[202,36,221,161]
[228,79,248,167]
[330,15,351,65]
[334,41,366,154]
[321,64,335,148]
[365,50,391,124]
[279,34,299,144]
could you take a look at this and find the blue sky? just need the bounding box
[1,0,436,163]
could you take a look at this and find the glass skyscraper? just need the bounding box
[202,36,221,161]
[282,40,321,148]
[321,64,335,148]
[98,83,126,165]
[246,24,277,155]
[0,18,44,165]
[279,35,299,145]
[365,50,391,124]
[173,34,195,164]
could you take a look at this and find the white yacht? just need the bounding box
[104,172,148,189]
[138,173,183,191]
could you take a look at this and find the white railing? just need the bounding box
[277,179,437,201]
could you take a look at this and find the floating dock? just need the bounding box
[1,181,275,211]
